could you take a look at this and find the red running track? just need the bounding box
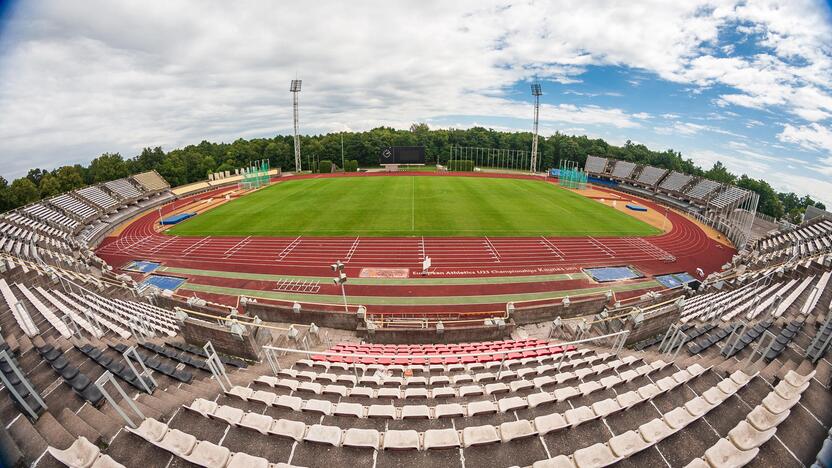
[95,173,734,311]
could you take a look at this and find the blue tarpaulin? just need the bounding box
[584,266,643,282]
[123,260,161,273]
[141,275,186,291]
[655,272,698,288]
[626,204,648,212]
[160,212,196,225]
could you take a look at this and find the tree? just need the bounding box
[39,173,62,198]
[88,153,128,182]
[26,168,47,187]
[8,178,40,207]
[55,166,85,193]
[0,177,10,212]
[704,161,736,184]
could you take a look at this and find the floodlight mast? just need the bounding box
[290,79,302,173]
[530,83,542,174]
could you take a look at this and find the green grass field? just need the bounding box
[166,176,660,237]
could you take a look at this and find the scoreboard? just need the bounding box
[379,146,425,165]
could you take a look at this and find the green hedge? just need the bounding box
[318,160,333,173]
[448,159,474,171]
[345,159,359,172]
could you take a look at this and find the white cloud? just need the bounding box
[778,123,832,152]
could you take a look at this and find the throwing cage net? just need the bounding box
[239,159,271,190]
[558,160,588,189]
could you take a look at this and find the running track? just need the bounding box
[95,173,734,312]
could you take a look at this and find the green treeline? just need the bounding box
[0,123,824,222]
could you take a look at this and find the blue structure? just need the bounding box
[655,272,698,288]
[584,266,643,282]
[160,212,196,225]
[626,204,648,212]
[141,275,186,291]
[123,260,161,273]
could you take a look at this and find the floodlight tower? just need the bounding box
[290,79,303,173]
[530,82,542,173]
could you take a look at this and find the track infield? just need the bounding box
[165,175,661,237]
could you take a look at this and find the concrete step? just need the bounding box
[774,359,798,381]
[56,407,102,445]
[796,359,817,376]
[7,415,48,465]
[77,403,122,442]
[33,411,75,451]
[137,391,180,417]
[0,425,24,468]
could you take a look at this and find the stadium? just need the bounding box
[1,3,832,468]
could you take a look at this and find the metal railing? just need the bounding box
[0,350,45,421]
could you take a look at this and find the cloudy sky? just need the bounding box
[0,0,831,204]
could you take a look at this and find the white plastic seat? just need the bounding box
[343,428,380,449]
[424,428,461,449]
[485,382,509,395]
[663,406,696,430]
[239,412,273,434]
[672,369,692,385]
[703,438,759,467]
[727,420,777,451]
[349,387,374,398]
[382,429,420,450]
[638,418,673,443]
[227,386,253,400]
[728,370,751,386]
[377,387,401,399]
[159,429,197,455]
[784,369,814,388]
[500,420,536,442]
[702,386,729,405]
[47,436,102,468]
[275,395,303,411]
[534,413,568,435]
[528,392,556,408]
[609,430,649,458]
[773,379,806,400]
[367,404,397,419]
[333,402,364,418]
[717,378,740,396]
[565,406,595,427]
[452,374,473,385]
[532,455,577,468]
[184,440,230,468]
[459,385,484,397]
[227,452,269,468]
[211,405,244,425]
[684,396,715,417]
[578,381,603,396]
[655,376,678,393]
[616,391,643,410]
[762,392,798,414]
[249,390,277,406]
[468,400,498,416]
[303,424,342,446]
[498,396,527,413]
[618,369,639,382]
[404,387,429,399]
[336,374,357,385]
[556,372,577,384]
[600,375,622,389]
[746,405,789,432]
[574,442,618,468]
[574,368,593,380]
[591,398,621,418]
[323,384,348,397]
[430,387,456,399]
[269,418,306,441]
[298,381,323,394]
[401,405,431,419]
[637,384,661,400]
[554,386,579,402]
[534,376,557,388]
[276,379,299,391]
[254,375,278,387]
[127,418,168,442]
[462,425,500,447]
[186,398,217,417]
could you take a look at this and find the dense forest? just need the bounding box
[0,124,824,222]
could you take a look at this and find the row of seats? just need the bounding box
[77,343,157,393]
[138,341,210,372]
[185,363,711,454]
[167,340,248,368]
[109,343,193,383]
[33,338,103,405]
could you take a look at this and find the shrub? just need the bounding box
[448,159,474,171]
[345,159,359,172]
[318,160,333,173]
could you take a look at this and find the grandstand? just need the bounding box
[0,168,830,468]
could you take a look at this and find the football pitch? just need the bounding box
[166,176,661,237]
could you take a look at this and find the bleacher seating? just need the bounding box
[658,171,693,192]
[48,194,98,222]
[685,178,722,201]
[584,156,608,175]
[634,165,668,187]
[610,160,636,180]
[77,185,120,212]
[132,171,170,192]
[710,186,749,209]
[105,178,143,201]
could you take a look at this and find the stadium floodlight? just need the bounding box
[332,266,349,314]
[530,82,542,173]
[290,79,303,173]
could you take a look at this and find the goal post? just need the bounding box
[239,159,270,190]
[558,160,587,190]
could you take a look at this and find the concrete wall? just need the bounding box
[625,305,681,344]
[178,317,261,361]
[512,296,608,325]
[358,321,515,344]
[243,302,361,330]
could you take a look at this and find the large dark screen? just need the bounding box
[379,146,425,164]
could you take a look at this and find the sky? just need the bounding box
[0,1,831,205]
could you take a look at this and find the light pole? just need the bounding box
[331,260,348,313]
